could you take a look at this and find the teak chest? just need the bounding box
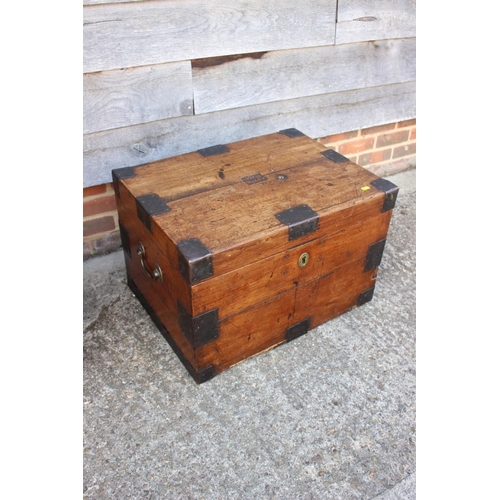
[112,129,399,383]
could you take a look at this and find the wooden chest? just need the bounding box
[112,129,399,383]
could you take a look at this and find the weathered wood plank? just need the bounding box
[83,0,337,73]
[83,81,415,187]
[336,0,416,44]
[83,0,144,5]
[84,62,193,134]
[192,38,415,114]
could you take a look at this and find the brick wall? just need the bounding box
[317,120,416,177]
[83,120,416,260]
[83,184,120,259]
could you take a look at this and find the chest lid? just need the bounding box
[112,130,397,281]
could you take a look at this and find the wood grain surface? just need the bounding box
[84,62,193,134]
[84,81,416,187]
[83,0,337,73]
[192,39,416,114]
[196,258,379,373]
[116,132,387,276]
[190,211,392,319]
[336,0,416,44]
[113,131,397,379]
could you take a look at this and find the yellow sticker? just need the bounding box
[361,186,370,191]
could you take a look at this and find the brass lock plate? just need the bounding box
[298,252,309,268]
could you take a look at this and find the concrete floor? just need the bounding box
[83,168,416,499]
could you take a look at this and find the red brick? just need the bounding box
[360,123,396,136]
[393,143,416,159]
[318,130,358,146]
[338,138,375,155]
[397,119,416,128]
[83,195,117,218]
[358,149,392,167]
[410,127,416,141]
[83,184,107,199]
[376,130,409,148]
[83,216,116,237]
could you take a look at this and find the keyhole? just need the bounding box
[298,252,309,268]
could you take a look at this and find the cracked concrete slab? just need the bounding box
[83,168,416,499]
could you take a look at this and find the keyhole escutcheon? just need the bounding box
[298,252,309,268]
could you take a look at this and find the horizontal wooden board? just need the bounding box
[193,38,415,114]
[336,0,416,45]
[83,81,416,187]
[84,0,144,4]
[84,62,193,134]
[83,0,337,73]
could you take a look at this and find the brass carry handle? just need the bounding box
[137,241,163,283]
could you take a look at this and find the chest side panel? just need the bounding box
[115,196,198,370]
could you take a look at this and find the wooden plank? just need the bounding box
[84,0,144,5]
[336,0,416,45]
[84,62,193,134]
[192,38,416,114]
[83,0,337,73]
[83,81,416,187]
